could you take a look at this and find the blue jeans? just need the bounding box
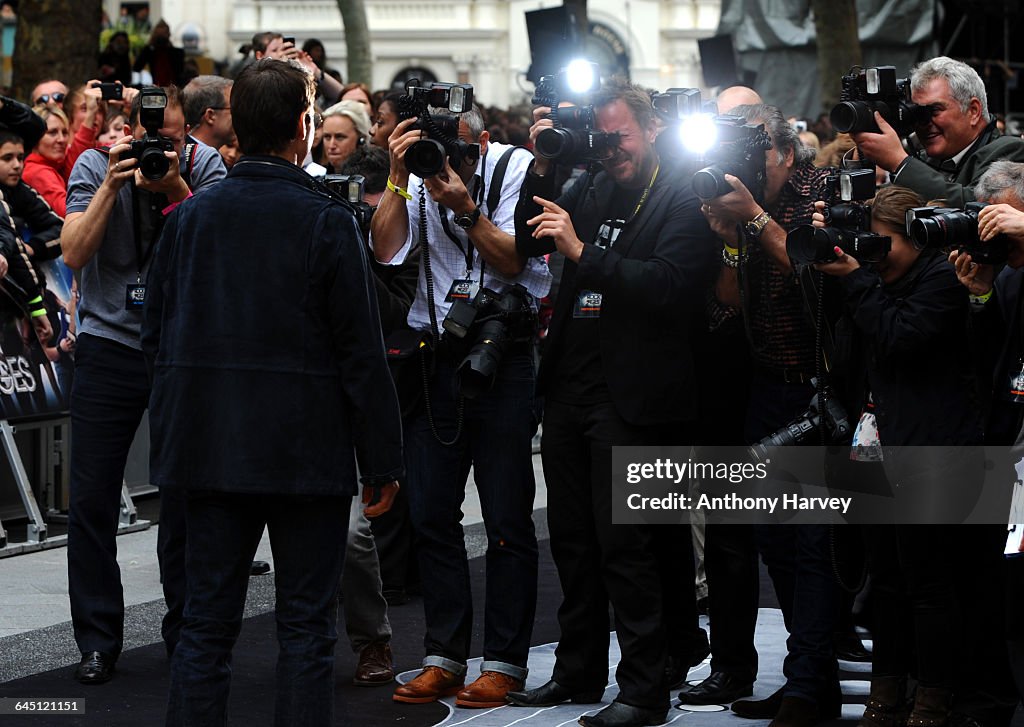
[405,351,538,680]
[166,490,351,727]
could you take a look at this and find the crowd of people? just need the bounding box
[5,24,1024,727]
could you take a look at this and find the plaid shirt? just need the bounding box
[709,162,834,371]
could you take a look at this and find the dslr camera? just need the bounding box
[442,284,535,399]
[323,174,375,232]
[830,65,934,137]
[786,168,891,265]
[121,86,173,181]
[749,386,851,463]
[906,203,1009,265]
[650,87,718,163]
[532,62,620,164]
[396,78,477,179]
[691,115,774,203]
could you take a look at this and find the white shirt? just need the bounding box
[371,141,551,333]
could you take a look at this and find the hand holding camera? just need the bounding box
[387,116,422,186]
[528,105,555,176]
[813,245,861,277]
[849,111,908,171]
[422,158,473,213]
[703,174,762,226]
[528,196,583,261]
[948,249,995,296]
[978,203,1024,242]
[104,135,140,190]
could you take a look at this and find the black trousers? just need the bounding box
[67,333,187,656]
[542,398,697,710]
[703,523,759,682]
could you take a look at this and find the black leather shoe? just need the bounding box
[678,671,753,705]
[834,630,872,662]
[579,701,668,726]
[75,651,116,685]
[507,679,604,707]
[665,630,711,689]
[733,687,784,718]
[250,560,271,576]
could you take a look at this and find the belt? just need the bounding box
[759,366,814,385]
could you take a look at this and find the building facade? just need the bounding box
[108,0,722,107]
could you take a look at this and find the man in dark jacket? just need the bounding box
[141,58,403,727]
[508,78,718,727]
[853,56,1024,206]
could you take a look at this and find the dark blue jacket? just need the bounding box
[142,155,403,496]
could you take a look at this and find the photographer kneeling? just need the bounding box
[812,186,983,727]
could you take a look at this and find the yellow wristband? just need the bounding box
[723,243,740,256]
[970,288,993,305]
[387,178,412,200]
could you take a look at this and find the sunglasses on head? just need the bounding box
[35,93,66,105]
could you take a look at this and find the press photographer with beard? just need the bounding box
[688,104,840,727]
[852,56,1024,206]
[509,77,717,727]
[370,98,550,708]
[812,185,984,727]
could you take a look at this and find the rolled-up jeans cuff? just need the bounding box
[481,660,528,681]
[423,655,467,677]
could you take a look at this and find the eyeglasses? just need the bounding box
[34,93,66,105]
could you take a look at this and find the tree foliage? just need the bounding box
[12,0,102,102]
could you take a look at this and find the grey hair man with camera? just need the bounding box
[370,87,550,708]
[59,85,225,685]
[852,56,1024,205]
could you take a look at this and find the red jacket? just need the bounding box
[22,124,97,218]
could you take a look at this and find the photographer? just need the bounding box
[852,57,1024,206]
[691,103,841,725]
[370,94,550,707]
[59,85,225,684]
[509,78,718,727]
[813,185,986,727]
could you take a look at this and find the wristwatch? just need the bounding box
[454,206,481,230]
[744,210,771,238]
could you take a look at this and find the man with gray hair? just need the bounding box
[371,99,550,708]
[183,75,234,151]
[853,56,1024,206]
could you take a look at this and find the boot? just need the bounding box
[858,676,907,727]
[906,686,951,727]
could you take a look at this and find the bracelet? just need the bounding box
[387,177,412,200]
[28,295,46,317]
[722,247,746,268]
[723,243,740,256]
[969,288,993,305]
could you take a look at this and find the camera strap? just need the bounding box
[130,184,160,282]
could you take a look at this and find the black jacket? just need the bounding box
[142,156,404,495]
[836,248,983,445]
[515,163,718,425]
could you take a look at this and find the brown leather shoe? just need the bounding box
[354,641,394,686]
[393,666,464,704]
[456,671,525,708]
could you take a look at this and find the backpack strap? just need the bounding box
[485,145,529,220]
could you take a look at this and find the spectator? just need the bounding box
[321,99,370,173]
[182,75,234,151]
[30,79,68,110]
[98,31,132,86]
[218,133,241,170]
[133,20,185,87]
[341,82,374,114]
[97,108,129,147]
[23,106,74,216]
[302,38,341,82]
[370,91,402,149]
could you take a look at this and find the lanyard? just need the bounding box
[130,184,158,282]
[437,148,488,274]
[624,161,660,226]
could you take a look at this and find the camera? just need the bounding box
[532,62,620,164]
[121,86,173,181]
[786,167,891,265]
[830,65,934,137]
[749,387,851,463]
[91,81,123,101]
[323,174,375,231]
[906,203,1009,265]
[442,284,535,398]
[396,78,477,179]
[691,115,773,203]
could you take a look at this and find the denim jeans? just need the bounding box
[166,490,350,727]
[405,351,538,680]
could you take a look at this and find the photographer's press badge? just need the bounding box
[596,219,626,249]
[446,278,479,303]
[125,283,146,310]
[1009,359,1024,403]
[574,290,602,318]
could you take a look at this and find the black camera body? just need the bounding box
[396,79,478,179]
[786,167,891,265]
[749,387,851,463]
[531,72,619,164]
[91,81,123,101]
[907,202,1009,265]
[121,86,173,181]
[691,115,773,203]
[442,284,535,398]
[830,65,934,137]
[323,174,375,232]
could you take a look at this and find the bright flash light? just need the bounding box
[565,59,597,94]
[679,114,718,155]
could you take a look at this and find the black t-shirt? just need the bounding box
[548,184,643,406]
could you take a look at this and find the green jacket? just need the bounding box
[893,129,1024,206]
